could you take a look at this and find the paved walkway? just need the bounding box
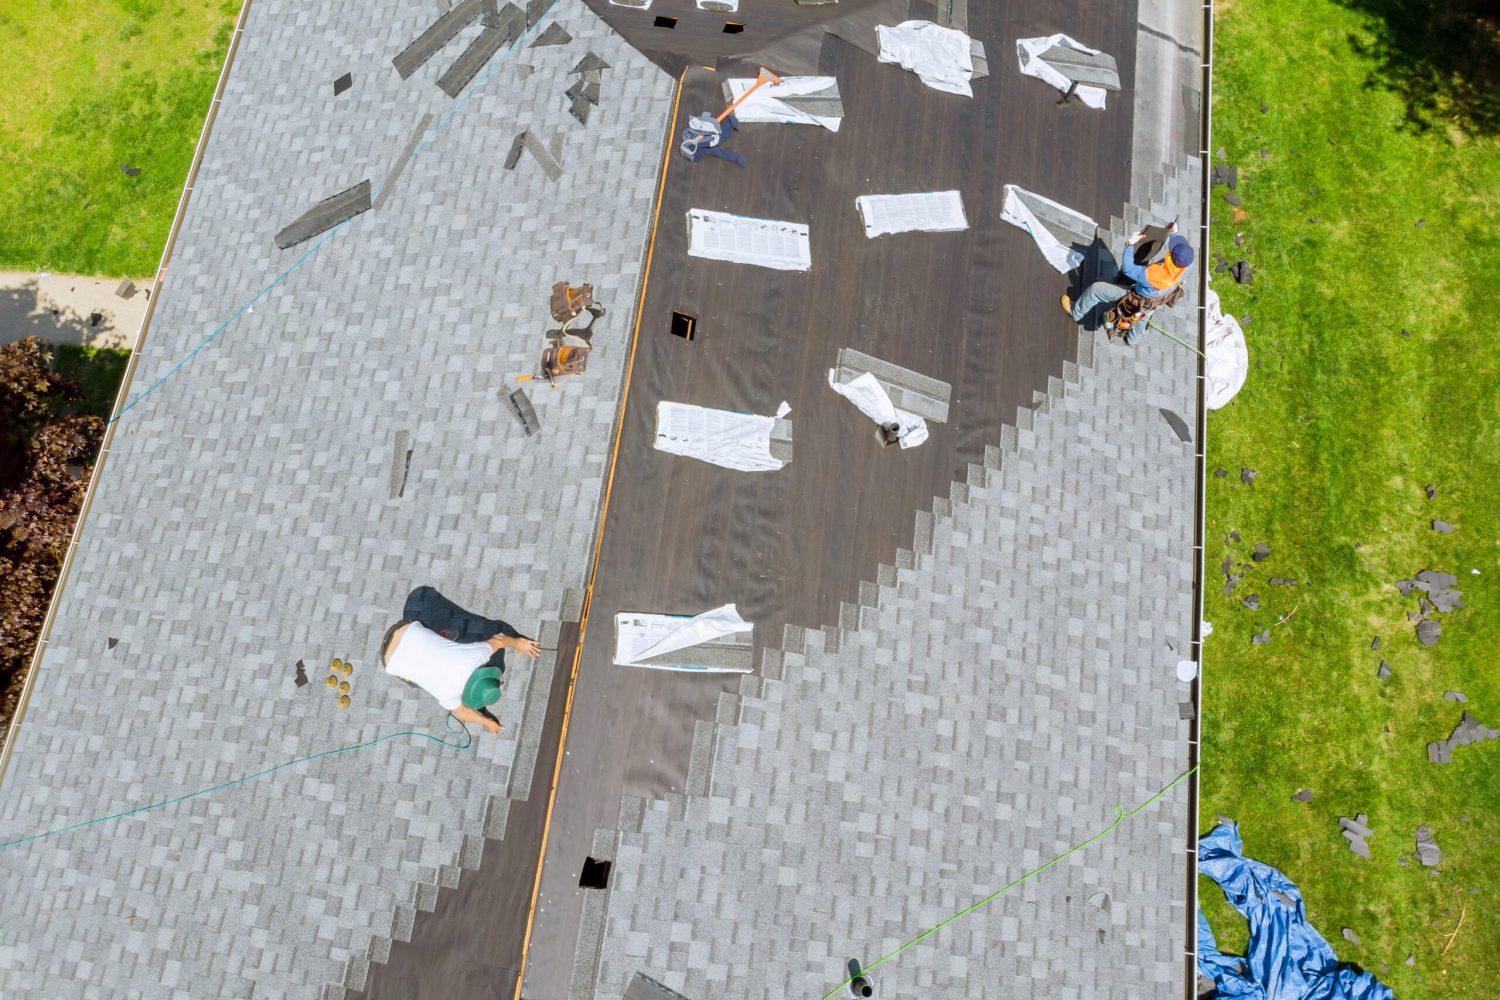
[0,270,150,350]
[0,2,672,997]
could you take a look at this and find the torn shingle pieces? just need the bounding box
[1393,569,1464,648]
[565,52,611,126]
[1414,826,1442,867]
[504,131,563,180]
[1427,711,1500,763]
[275,180,372,249]
[1339,813,1373,858]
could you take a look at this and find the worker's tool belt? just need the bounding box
[1107,284,1185,333]
[541,344,588,380]
[550,282,596,323]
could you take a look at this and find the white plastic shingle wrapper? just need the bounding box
[876,20,975,97]
[687,209,812,271]
[827,370,928,448]
[1000,184,1098,273]
[724,76,841,131]
[1016,34,1110,109]
[654,400,791,471]
[614,605,753,671]
[1204,288,1248,410]
[855,191,968,237]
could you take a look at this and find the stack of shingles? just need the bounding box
[1339,813,1374,858]
[566,51,610,125]
[1426,711,1500,763]
[1393,569,1464,647]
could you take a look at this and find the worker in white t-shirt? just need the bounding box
[380,620,539,734]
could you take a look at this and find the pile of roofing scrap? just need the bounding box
[1198,822,1394,1000]
[1339,813,1374,858]
[1392,569,1464,647]
[1427,711,1500,763]
[566,51,610,125]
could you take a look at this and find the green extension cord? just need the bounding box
[821,764,1200,1000]
[0,715,473,851]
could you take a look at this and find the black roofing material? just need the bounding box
[1340,814,1373,858]
[1230,259,1253,284]
[1414,826,1442,867]
[333,72,353,96]
[294,660,309,687]
[1159,407,1191,443]
[530,21,571,46]
[623,973,695,1000]
[274,180,372,249]
[392,0,485,79]
[438,3,525,98]
[1241,467,1257,484]
[1292,789,1313,802]
[507,387,540,436]
[1427,711,1500,763]
[1431,519,1453,533]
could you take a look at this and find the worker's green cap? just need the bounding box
[461,666,504,710]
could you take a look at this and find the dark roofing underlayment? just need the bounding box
[363,0,1206,996]
[0,0,1204,996]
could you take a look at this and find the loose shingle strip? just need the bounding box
[373,113,436,212]
[392,0,484,79]
[275,180,372,249]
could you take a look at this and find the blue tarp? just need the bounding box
[1198,822,1396,1000]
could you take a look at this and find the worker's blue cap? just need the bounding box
[461,666,504,709]
[1168,234,1194,266]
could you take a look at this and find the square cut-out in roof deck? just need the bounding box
[670,311,696,340]
[723,21,744,33]
[653,15,677,28]
[579,857,612,889]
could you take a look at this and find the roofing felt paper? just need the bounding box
[724,76,842,131]
[655,401,792,471]
[1000,184,1098,274]
[827,370,928,448]
[1016,34,1110,109]
[876,20,975,97]
[687,209,812,271]
[855,191,969,237]
[614,605,753,671]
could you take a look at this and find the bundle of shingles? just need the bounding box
[1339,813,1374,858]
[1392,569,1464,647]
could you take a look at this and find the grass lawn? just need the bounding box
[0,0,241,277]
[1201,0,1500,996]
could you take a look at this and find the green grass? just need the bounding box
[51,344,130,420]
[0,0,241,277]
[1200,0,1500,996]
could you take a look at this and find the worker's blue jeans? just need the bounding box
[1069,280,1127,322]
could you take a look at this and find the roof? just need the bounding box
[0,0,1207,996]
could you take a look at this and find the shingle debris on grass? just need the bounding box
[1405,955,1415,967]
[1415,569,1458,589]
[1371,635,1381,651]
[1241,593,1259,610]
[1444,691,1467,702]
[1342,927,1361,947]
[1340,814,1373,858]
[122,166,141,176]
[1251,629,1271,645]
[1225,192,1243,207]
[1252,542,1270,562]
[1378,661,1391,680]
[1230,260,1254,284]
[1241,467,1257,485]
[1292,789,1314,802]
[1230,530,1242,542]
[1215,467,1227,478]
[1223,574,1241,596]
[1432,519,1454,533]
[1425,485,1438,499]
[1427,711,1500,763]
[1416,619,1441,646]
[1414,826,1442,867]
[1268,577,1298,586]
[1211,165,1238,189]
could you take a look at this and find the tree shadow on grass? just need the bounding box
[1335,0,1500,137]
